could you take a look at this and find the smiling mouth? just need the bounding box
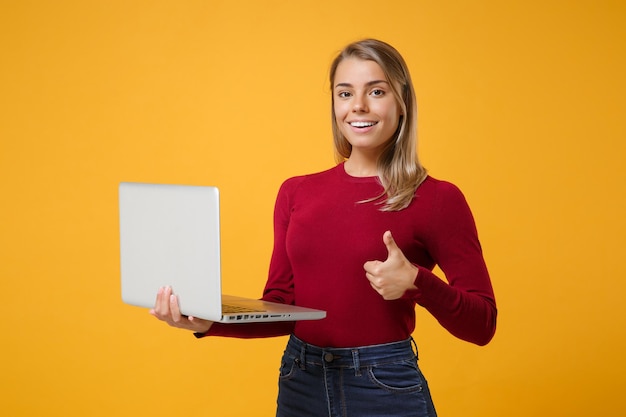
[349,121,377,128]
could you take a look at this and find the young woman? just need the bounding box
[152,39,497,417]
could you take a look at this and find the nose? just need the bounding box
[352,95,368,113]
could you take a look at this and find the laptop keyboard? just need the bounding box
[222,304,265,314]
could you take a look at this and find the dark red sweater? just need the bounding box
[204,163,497,347]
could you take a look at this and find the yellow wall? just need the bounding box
[2,1,625,416]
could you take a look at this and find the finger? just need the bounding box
[187,316,202,329]
[363,261,371,272]
[363,260,382,275]
[383,230,400,257]
[366,274,380,290]
[149,286,162,316]
[169,293,184,323]
[151,286,168,318]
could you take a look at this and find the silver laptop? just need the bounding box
[119,182,326,323]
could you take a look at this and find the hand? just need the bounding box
[363,231,419,300]
[150,286,213,333]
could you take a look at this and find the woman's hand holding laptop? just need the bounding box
[150,286,213,333]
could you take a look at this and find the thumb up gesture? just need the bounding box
[364,231,419,300]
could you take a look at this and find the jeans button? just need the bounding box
[324,353,334,363]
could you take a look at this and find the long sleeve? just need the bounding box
[405,181,497,345]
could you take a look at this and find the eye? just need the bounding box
[337,91,352,98]
[371,89,385,97]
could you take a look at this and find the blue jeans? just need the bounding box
[276,335,437,417]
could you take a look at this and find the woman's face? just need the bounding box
[333,57,402,158]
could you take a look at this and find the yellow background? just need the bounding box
[2,1,625,416]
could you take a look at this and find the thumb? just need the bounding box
[383,230,400,258]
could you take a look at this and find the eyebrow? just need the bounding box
[334,80,390,89]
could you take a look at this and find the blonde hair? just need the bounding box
[330,39,427,211]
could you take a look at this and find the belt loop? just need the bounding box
[351,349,361,376]
[410,337,419,360]
[298,340,306,370]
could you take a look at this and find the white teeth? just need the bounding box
[350,121,376,127]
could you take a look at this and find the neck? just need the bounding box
[344,157,378,177]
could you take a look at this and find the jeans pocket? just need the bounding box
[278,354,298,381]
[367,359,425,393]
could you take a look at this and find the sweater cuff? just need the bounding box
[401,266,423,300]
[193,328,213,338]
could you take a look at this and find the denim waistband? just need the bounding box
[285,334,417,369]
